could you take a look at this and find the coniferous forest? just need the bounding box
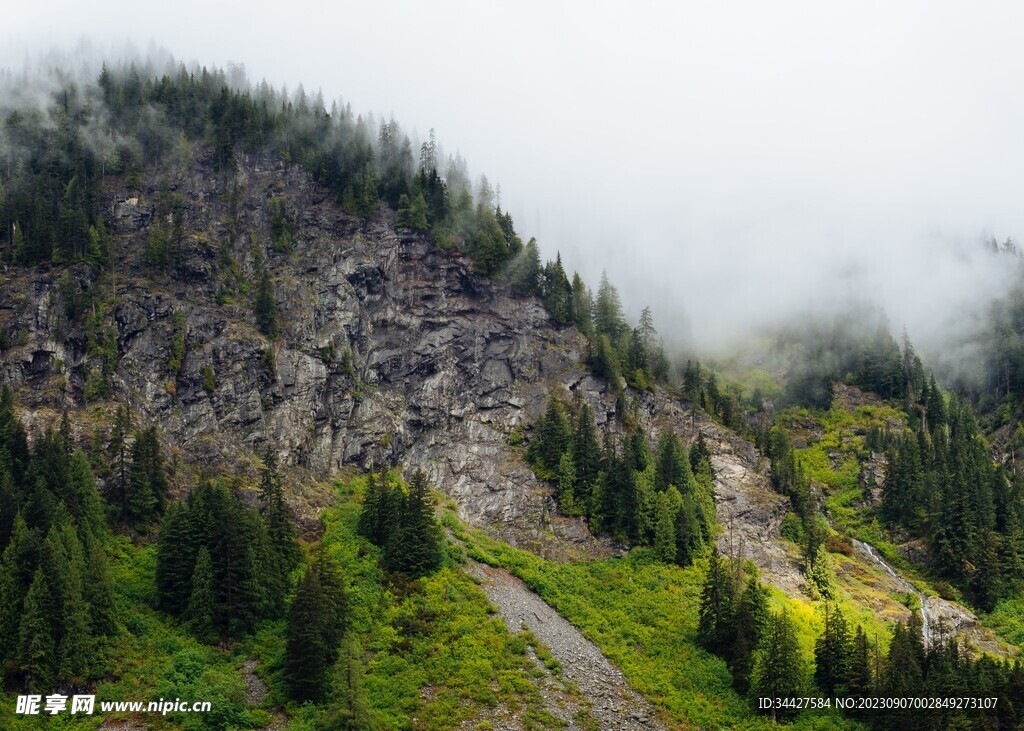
[2,52,1024,731]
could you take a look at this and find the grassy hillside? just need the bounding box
[0,475,588,731]
[449,516,863,730]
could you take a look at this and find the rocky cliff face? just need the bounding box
[0,149,796,573]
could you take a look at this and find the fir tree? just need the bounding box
[313,552,349,651]
[653,489,678,563]
[527,398,571,477]
[541,254,572,325]
[0,514,36,663]
[846,625,873,701]
[556,451,580,516]
[259,449,300,572]
[814,604,852,696]
[698,549,736,655]
[655,431,692,493]
[751,611,808,721]
[508,237,543,297]
[325,634,372,730]
[357,471,383,543]
[594,271,627,341]
[58,562,91,681]
[689,432,713,478]
[108,404,133,523]
[728,574,770,694]
[396,191,429,230]
[682,360,703,401]
[254,266,279,337]
[588,334,622,386]
[83,540,117,637]
[385,469,443,577]
[212,494,260,633]
[67,449,106,543]
[186,547,216,642]
[284,566,332,701]
[19,568,57,690]
[126,426,166,523]
[570,403,601,508]
[570,272,593,336]
[155,503,196,615]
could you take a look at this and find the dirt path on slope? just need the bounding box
[467,561,667,731]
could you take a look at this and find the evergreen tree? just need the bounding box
[926,371,946,431]
[689,432,713,479]
[254,266,279,337]
[83,540,117,637]
[107,404,133,524]
[186,547,216,642]
[846,625,873,701]
[284,566,333,701]
[586,333,621,388]
[259,449,300,572]
[397,191,429,230]
[879,621,925,729]
[324,634,372,730]
[58,561,91,681]
[728,574,770,694]
[675,493,705,565]
[594,271,627,341]
[508,237,542,297]
[751,611,809,721]
[570,403,601,509]
[0,514,37,663]
[556,451,581,516]
[67,449,106,543]
[18,568,57,690]
[650,340,671,384]
[655,431,692,493]
[125,426,166,523]
[313,552,349,651]
[653,489,677,563]
[155,502,197,615]
[541,254,572,325]
[385,469,443,577]
[358,471,384,543]
[570,273,593,336]
[527,398,571,477]
[814,604,852,696]
[626,430,651,472]
[682,360,703,401]
[212,493,260,633]
[698,549,736,655]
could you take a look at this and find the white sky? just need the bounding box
[4,1,1024,354]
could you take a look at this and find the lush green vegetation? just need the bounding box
[525,395,716,561]
[450,515,863,729]
[0,414,592,730]
[303,475,587,730]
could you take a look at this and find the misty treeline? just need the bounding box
[0,58,490,264]
[752,302,1024,609]
[753,319,1024,608]
[525,394,715,562]
[0,59,675,386]
[699,553,1024,728]
[762,307,936,411]
[959,246,1024,440]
